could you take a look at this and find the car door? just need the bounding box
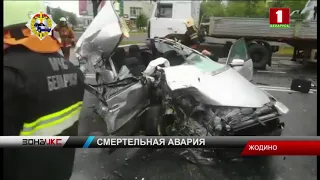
[97,57,149,135]
[226,38,253,81]
[78,0,149,135]
[103,79,149,135]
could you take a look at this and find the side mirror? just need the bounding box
[229,59,245,66]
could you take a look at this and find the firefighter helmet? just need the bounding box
[184,18,195,28]
[60,17,67,22]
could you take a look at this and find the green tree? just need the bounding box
[244,1,267,18]
[269,0,286,8]
[136,13,148,29]
[223,1,267,18]
[270,0,308,11]
[200,1,226,21]
[68,13,78,26]
[269,0,309,19]
[224,1,247,17]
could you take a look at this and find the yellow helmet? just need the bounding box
[4,0,47,28]
[184,18,195,28]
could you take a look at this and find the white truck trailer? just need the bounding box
[148,0,317,69]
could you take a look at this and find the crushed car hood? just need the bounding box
[75,1,129,65]
[163,65,270,108]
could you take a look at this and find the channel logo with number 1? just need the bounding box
[269,8,290,28]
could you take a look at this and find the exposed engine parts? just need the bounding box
[159,87,281,137]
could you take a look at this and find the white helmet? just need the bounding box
[184,18,195,28]
[60,17,67,22]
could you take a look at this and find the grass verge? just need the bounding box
[120,41,140,45]
[275,46,294,56]
[129,29,146,34]
[130,32,146,35]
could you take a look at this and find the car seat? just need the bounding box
[163,50,185,66]
[111,47,126,72]
[123,57,146,76]
[140,51,153,67]
[128,45,141,59]
[124,45,147,76]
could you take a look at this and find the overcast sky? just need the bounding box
[46,1,79,15]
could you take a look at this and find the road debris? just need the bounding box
[176,148,215,165]
[113,170,123,178]
[256,82,270,86]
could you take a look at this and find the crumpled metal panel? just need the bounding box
[163,65,270,108]
[103,82,149,134]
[75,1,124,66]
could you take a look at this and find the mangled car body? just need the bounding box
[75,1,289,138]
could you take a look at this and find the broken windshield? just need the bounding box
[155,40,226,73]
[185,53,226,73]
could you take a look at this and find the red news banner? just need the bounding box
[0,136,319,156]
[241,140,320,156]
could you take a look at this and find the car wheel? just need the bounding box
[144,106,175,136]
[248,43,270,70]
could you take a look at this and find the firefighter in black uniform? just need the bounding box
[184,18,201,49]
[4,2,85,180]
[184,18,219,62]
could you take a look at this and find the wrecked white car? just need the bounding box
[75,1,289,139]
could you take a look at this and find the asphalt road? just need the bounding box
[69,39,317,180]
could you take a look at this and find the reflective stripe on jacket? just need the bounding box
[190,32,198,40]
[184,26,200,47]
[20,101,83,136]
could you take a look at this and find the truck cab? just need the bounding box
[148,1,200,39]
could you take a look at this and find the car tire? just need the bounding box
[144,105,174,136]
[248,43,270,70]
